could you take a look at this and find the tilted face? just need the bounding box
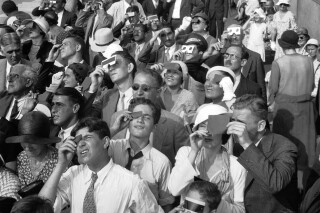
[107,54,131,84]
[164,69,183,87]
[204,71,224,100]
[129,104,155,139]
[298,34,308,47]
[21,143,47,158]
[7,66,29,95]
[63,68,78,88]
[132,73,159,103]
[278,3,288,12]
[1,43,21,65]
[60,37,77,60]
[133,26,146,43]
[76,127,107,166]
[306,44,318,59]
[184,44,200,61]
[29,23,42,39]
[52,0,65,12]
[185,190,212,213]
[51,95,77,128]
[191,17,207,32]
[159,27,175,47]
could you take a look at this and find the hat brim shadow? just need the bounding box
[90,37,120,53]
[6,135,61,144]
[278,39,300,49]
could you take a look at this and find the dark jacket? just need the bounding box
[21,40,53,65]
[167,0,204,22]
[235,74,262,98]
[142,0,167,18]
[32,8,77,27]
[205,0,228,19]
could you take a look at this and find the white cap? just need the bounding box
[206,66,235,82]
[193,104,228,130]
[276,0,290,6]
[305,38,319,47]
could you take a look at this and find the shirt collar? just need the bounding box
[84,159,115,184]
[126,139,152,160]
[119,87,133,97]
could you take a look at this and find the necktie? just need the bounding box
[125,149,143,170]
[83,173,98,213]
[117,93,125,111]
[165,48,170,62]
[135,45,141,62]
[10,99,19,120]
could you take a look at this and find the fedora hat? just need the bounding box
[6,111,60,144]
[278,30,299,49]
[22,17,49,34]
[90,28,120,53]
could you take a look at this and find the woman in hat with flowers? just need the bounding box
[6,111,67,188]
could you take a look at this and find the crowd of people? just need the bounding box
[0,0,320,212]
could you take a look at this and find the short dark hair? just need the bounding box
[126,5,139,13]
[188,181,221,211]
[161,23,175,33]
[1,0,18,14]
[67,63,89,84]
[128,97,161,124]
[112,50,137,78]
[68,27,85,40]
[134,23,148,33]
[44,11,58,26]
[10,195,53,213]
[65,34,85,57]
[0,24,15,37]
[71,117,111,139]
[54,87,84,115]
[232,94,268,121]
[136,68,163,88]
[229,45,249,60]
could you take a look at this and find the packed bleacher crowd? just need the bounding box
[0,0,320,212]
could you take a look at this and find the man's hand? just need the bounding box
[172,50,184,61]
[227,121,253,149]
[47,44,62,62]
[39,0,49,9]
[189,129,208,153]
[21,92,39,115]
[110,111,132,137]
[88,66,104,93]
[51,71,64,85]
[179,16,192,31]
[168,205,184,213]
[58,136,77,168]
[150,29,163,45]
[150,63,164,72]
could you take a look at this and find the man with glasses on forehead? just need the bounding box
[91,51,136,126]
[111,68,189,166]
[109,97,175,212]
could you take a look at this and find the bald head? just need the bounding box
[8,64,37,96]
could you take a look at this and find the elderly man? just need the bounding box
[0,64,50,171]
[227,94,299,213]
[39,117,163,212]
[0,32,41,92]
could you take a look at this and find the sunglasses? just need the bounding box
[132,83,158,92]
[298,35,306,40]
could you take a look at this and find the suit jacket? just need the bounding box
[167,0,204,22]
[123,42,148,70]
[0,91,14,118]
[142,0,167,18]
[0,58,42,92]
[242,47,266,100]
[238,132,299,213]
[21,40,53,65]
[111,109,189,165]
[235,74,262,98]
[205,0,228,19]
[75,10,113,44]
[139,43,181,65]
[90,88,119,126]
[32,8,77,27]
[300,177,320,213]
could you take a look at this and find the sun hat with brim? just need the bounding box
[6,111,60,144]
[102,43,124,59]
[90,28,120,53]
[278,30,300,49]
[206,66,235,83]
[305,38,319,47]
[22,17,49,34]
[193,12,209,21]
[193,104,229,131]
[276,0,290,5]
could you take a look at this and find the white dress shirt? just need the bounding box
[54,159,164,213]
[57,10,64,27]
[152,0,159,8]
[6,61,12,90]
[109,139,175,206]
[117,87,133,111]
[165,44,176,61]
[311,59,320,97]
[172,0,182,19]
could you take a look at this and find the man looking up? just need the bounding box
[109,97,174,212]
[39,117,164,212]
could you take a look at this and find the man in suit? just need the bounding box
[227,94,299,213]
[111,68,189,165]
[139,23,181,65]
[32,0,77,28]
[123,24,148,70]
[0,64,50,170]
[224,46,262,97]
[142,0,167,18]
[205,0,228,38]
[166,0,204,30]
[0,32,41,92]
[91,51,136,126]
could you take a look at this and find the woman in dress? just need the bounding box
[160,61,198,121]
[21,17,53,65]
[168,104,246,213]
[6,112,62,188]
[269,30,315,189]
[270,0,297,60]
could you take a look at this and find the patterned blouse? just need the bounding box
[17,147,59,188]
[0,167,21,200]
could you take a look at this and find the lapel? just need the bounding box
[0,91,13,118]
[60,10,67,27]
[152,110,168,151]
[244,131,274,190]
[85,13,96,41]
[0,59,7,92]
[103,89,120,125]
[235,74,247,97]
